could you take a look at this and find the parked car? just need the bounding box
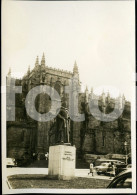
[95,159,124,166]
[6,158,17,167]
[95,162,111,175]
[107,168,132,188]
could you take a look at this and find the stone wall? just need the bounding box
[7,123,36,159]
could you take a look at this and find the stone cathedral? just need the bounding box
[6,54,131,161]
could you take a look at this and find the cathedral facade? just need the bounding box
[6,54,131,160]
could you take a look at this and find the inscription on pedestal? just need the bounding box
[48,145,76,180]
[62,151,74,161]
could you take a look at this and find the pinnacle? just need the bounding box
[28,65,30,73]
[73,60,78,74]
[35,56,39,66]
[85,85,88,92]
[119,93,122,98]
[107,91,110,96]
[102,89,105,95]
[42,52,45,58]
[8,67,11,75]
[41,52,45,66]
[74,60,77,66]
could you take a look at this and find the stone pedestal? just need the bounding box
[48,145,76,180]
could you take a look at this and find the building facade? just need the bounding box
[6,54,131,160]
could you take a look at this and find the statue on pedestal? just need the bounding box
[48,101,71,145]
[55,102,70,144]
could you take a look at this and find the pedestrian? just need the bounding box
[32,153,36,161]
[37,153,40,161]
[45,152,49,160]
[109,162,115,179]
[88,162,94,176]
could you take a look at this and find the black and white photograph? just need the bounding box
[2,0,136,194]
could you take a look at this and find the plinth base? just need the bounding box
[48,145,76,180]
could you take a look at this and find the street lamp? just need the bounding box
[124,141,128,165]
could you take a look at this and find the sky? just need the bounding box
[2,0,135,101]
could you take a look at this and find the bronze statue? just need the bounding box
[48,101,70,145]
[55,102,70,144]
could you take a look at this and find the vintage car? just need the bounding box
[95,162,111,175]
[94,158,125,166]
[6,158,17,167]
[107,168,132,188]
